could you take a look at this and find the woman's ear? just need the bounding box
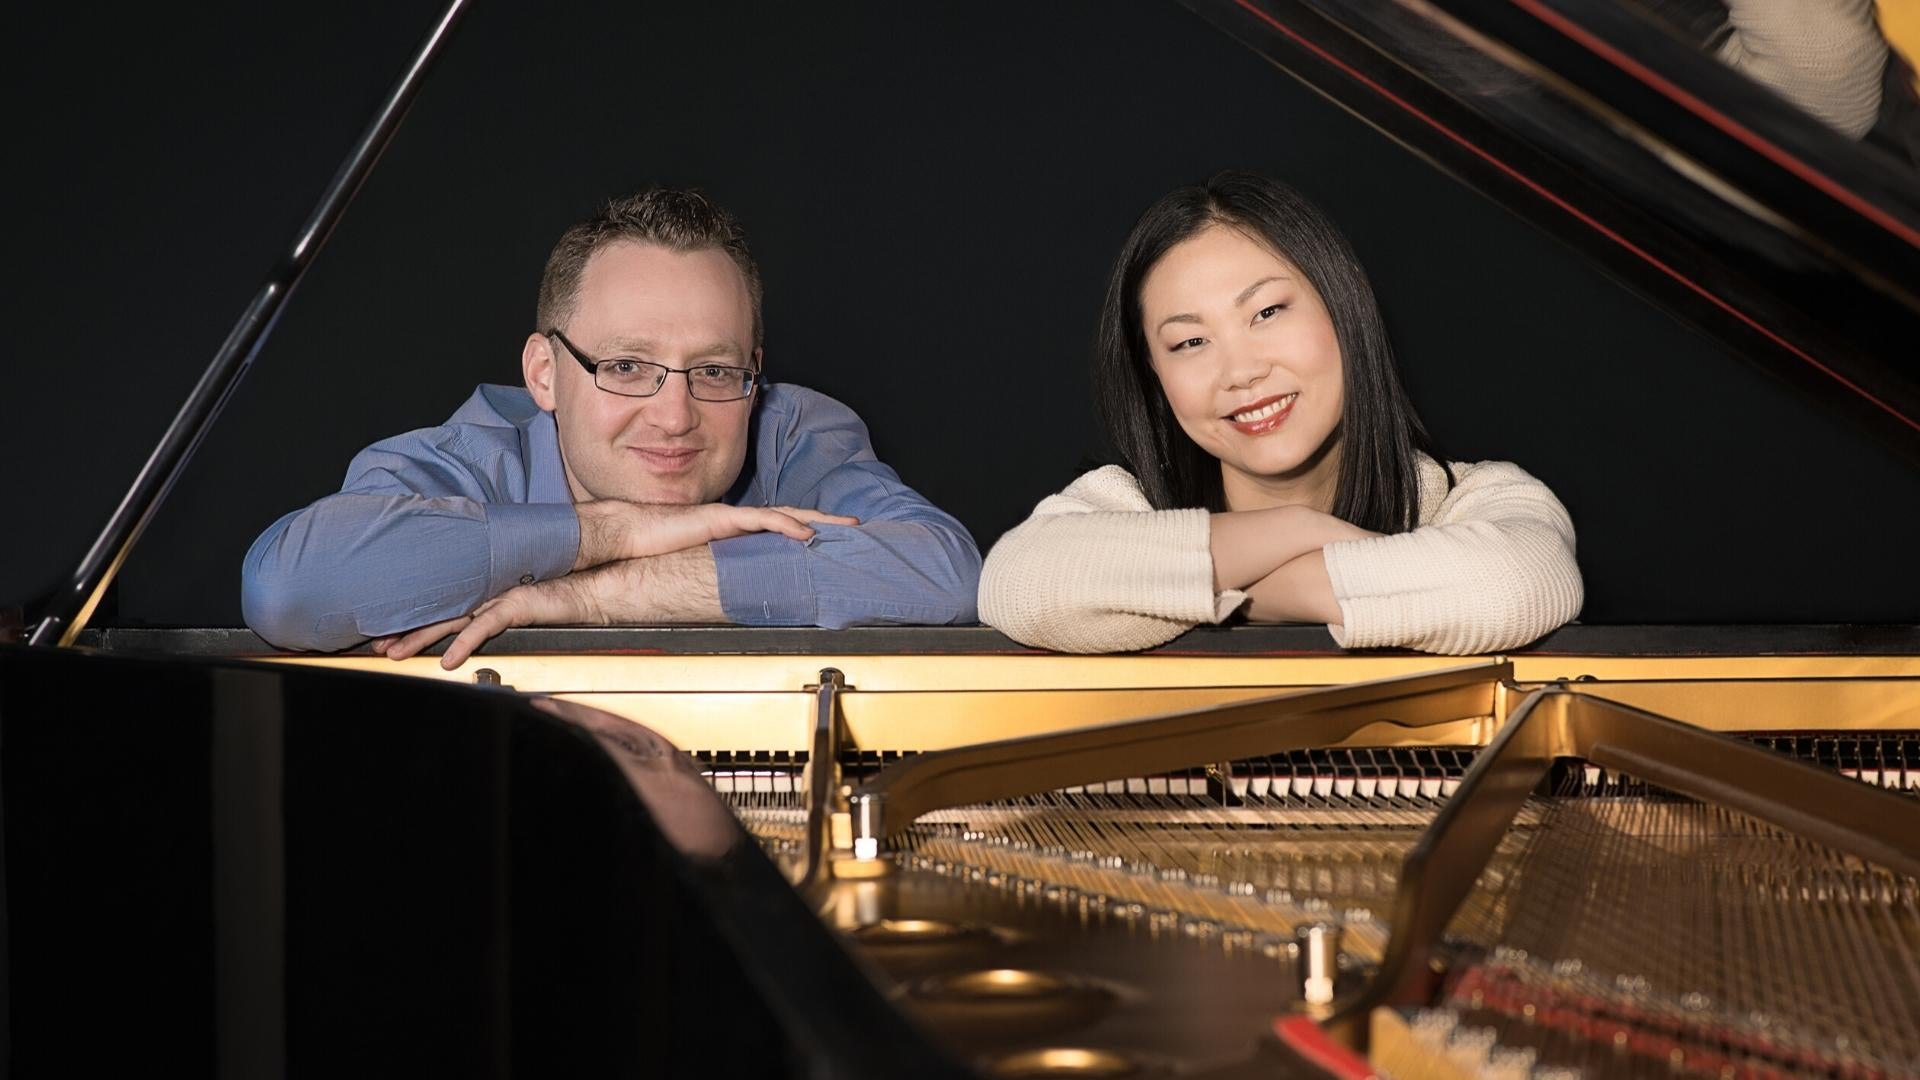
[523,332,558,411]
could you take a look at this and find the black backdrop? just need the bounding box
[7,1,1916,629]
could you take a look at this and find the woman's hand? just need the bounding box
[1242,550,1343,624]
[1209,504,1376,591]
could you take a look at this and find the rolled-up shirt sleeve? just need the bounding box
[712,390,981,627]
[242,437,578,651]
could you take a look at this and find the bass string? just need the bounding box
[1474,778,1920,1072]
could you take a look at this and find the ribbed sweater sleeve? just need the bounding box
[1321,461,1582,655]
[979,459,1581,655]
[978,466,1247,653]
[1718,0,1886,138]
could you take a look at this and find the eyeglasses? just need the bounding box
[546,327,760,402]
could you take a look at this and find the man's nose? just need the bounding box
[641,373,700,435]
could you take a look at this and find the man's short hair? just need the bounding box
[536,187,764,350]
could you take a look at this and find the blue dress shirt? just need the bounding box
[241,383,980,650]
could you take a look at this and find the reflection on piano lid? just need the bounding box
[1181,0,1920,459]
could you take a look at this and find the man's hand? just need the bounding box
[373,574,593,669]
[574,500,858,571]
[373,548,723,669]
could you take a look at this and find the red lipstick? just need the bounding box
[1224,393,1298,436]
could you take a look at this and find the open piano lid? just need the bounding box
[1182,0,1920,459]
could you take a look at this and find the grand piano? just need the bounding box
[5,2,1918,1077]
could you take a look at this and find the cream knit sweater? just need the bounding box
[1718,0,1887,139]
[978,458,1582,655]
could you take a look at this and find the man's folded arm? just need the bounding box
[241,440,580,651]
[712,459,982,628]
[242,495,579,651]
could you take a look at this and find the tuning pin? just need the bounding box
[1295,923,1343,1005]
[1445,1026,1498,1072]
[1181,917,1220,939]
[1252,933,1298,962]
[1411,1008,1459,1047]
[1483,1047,1535,1080]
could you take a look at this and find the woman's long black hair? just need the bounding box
[1093,171,1447,534]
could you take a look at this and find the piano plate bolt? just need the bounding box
[1295,922,1343,1006]
[851,793,884,860]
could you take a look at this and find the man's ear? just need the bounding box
[752,346,765,375]
[524,332,559,411]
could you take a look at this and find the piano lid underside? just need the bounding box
[1179,0,1920,461]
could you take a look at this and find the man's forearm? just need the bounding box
[712,520,980,627]
[242,494,577,650]
[377,543,728,667]
[573,499,839,572]
[573,500,627,571]
[585,546,726,623]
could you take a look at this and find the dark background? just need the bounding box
[6,1,1916,629]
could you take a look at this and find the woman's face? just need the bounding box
[1140,224,1344,502]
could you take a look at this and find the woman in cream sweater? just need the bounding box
[979,173,1582,655]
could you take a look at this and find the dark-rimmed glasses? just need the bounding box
[546,327,760,402]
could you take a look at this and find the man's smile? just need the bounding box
[628,446,703,473]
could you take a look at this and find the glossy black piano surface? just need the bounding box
[0,644,965,1078]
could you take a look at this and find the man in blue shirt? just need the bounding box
[242,188,980,665]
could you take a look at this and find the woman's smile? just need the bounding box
[1224,392,1298,435]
